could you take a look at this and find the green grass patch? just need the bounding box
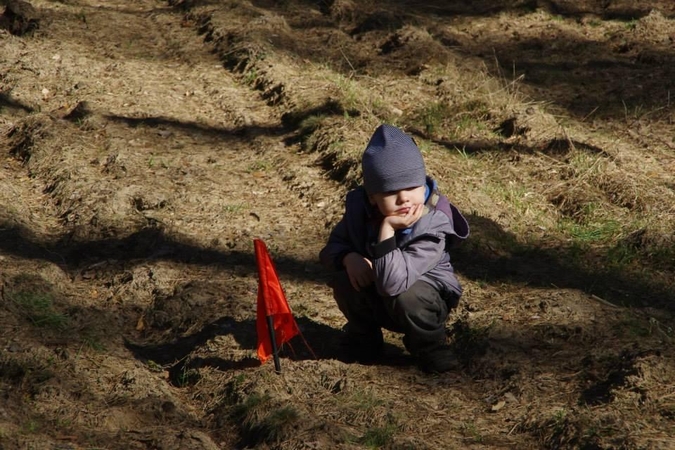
[8,291,69,330]
[605,241,640,268]
[461,421,484,444]
[174,366,200,387]
[246,159,274,172]
[409,98,493,139]
[222,203,246,215]
[331,73,361,113]
[483,179,552,232]
[81,333,106,352]
[350,389,385,412]
[243,67,258,85]
[360,423,397,448]
[562,218,622,244]
[618,316,651,338]
[413,101,453,136]
[297,114,326,135]
[229,393,300,446]
[21,420,40,435]
[254,406,299,441]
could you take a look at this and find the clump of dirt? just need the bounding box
[0,0,40,36]
[4,115,46,162]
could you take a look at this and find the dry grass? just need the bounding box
[190,3,675,447]
[1,0,674,449]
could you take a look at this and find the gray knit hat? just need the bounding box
[362,124,426,195]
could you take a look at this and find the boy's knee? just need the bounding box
[393,289,426,313]
[328,270,352,291]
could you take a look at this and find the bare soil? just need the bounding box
[1,1,674,449]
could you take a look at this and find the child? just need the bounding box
[319,124,469,373]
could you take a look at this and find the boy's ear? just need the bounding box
[367,193,377,205]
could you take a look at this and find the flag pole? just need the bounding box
[266,315,282,373]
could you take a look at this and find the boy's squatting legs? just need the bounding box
[328,271,459,370]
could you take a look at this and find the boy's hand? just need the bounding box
[342,252,374,291]
[379,203,424,241]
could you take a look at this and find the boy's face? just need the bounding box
[369,185,426,217]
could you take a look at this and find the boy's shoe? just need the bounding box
[417,345,459,373]
[337,328,384,364]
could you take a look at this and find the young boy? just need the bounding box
[319,124,469,373]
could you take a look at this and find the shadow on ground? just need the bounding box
[0,222,323,283]
[123,315,413,387]
[0,92,34,115]
[1,201,672,309]
[454,213,675,310]
[104,114,288,143]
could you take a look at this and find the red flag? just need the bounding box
[254,239,300,364]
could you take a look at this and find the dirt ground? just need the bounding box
[1,0,674,449]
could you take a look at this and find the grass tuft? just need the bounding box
[8,291,69,330]
[360,423,397,448]
[229,393,300,446]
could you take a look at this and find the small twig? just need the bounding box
[338,47,355,73]
[560,126,577,152]
[589,294,619,309]
[581,106,599,122]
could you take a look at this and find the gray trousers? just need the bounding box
[329,271,456,355]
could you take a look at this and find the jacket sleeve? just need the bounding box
[370,233,446,297]
[319,218,356,271]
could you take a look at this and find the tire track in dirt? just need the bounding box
[5,0,333,254]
